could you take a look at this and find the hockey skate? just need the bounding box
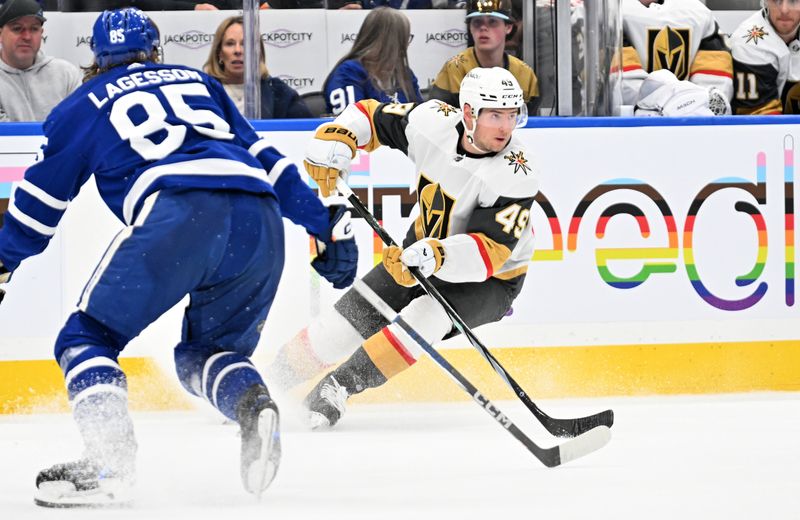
[304,374,349,430]
[34,459,133,508]
[237,384,281,497]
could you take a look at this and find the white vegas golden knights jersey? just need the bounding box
[340,98,538,287]
[621,0,733,105]
[730,10,800,114]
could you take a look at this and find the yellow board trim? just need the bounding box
[2,340,799,414]
[0,357,194,415]
[351,340,800,403]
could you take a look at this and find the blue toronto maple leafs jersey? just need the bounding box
[0,62,328,271]
[325,59,422,116]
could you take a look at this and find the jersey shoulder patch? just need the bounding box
[477,139,539,198]
[408,99,462,131]
[405,100,461,153]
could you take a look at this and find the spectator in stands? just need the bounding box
[56,1,248,10]
[0,0,80,122]
[261,0,361,8]
[204,15,312,119]
[730,0,800,114]
[323,7,423,115]
[621,0,733,115]
[429,0,539,114]
[359,1,459,7]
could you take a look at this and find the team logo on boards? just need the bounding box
[264,29,312,48]
[163,30,212,49]
[425,29,468,47]
[647,26,691,79]
[504,150,531,175]
[743,25,768,45]
[417,174,455,239]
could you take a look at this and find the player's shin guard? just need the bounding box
[236,384,280,496]
[266,309,365,391]
[305,325,418,429]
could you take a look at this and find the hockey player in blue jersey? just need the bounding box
[0,8,358,507]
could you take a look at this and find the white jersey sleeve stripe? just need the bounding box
[267,157,292,184]
[17,180,70,210]
[248,138,272,157]
[6,204,57,236]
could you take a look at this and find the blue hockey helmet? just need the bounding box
[91,8,159,69]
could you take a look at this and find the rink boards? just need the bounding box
[1,116,799,413]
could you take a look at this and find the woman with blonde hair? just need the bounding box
[204,15,312,119]
[324,7,422,115]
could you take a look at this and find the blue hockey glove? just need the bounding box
[312,202,358,289]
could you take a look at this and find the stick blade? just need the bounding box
[555,425,612,466]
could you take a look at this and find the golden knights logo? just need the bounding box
[417,174,455,239]
[647,26,691,79]
[743,25,768,45]
[434,101,457,116]
[504,150,531,175]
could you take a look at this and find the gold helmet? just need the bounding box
[466,0,513,22]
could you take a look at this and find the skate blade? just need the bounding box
[244,408,280,497]
[34,480,133,508]
[306,411,334,430]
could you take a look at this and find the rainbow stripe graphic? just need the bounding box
[0,166,27,198]
[567,179,678,289]
[684,155,768,311]
[531,192,563,261]
[784,135,794,306]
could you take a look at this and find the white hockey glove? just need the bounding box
[634,69,714,117]
[707,86,731,116]
[304,124,358,197]
[382,238,445,287]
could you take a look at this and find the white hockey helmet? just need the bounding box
[459,67,528,129]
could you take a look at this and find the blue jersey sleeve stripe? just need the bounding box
[18,180,70,210]
[123,158,271,223]
[6,204,57,236]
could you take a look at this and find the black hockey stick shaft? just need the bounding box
[338,181,613,437]
[353,279,610,467]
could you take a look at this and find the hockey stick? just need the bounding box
[353,278,610,467]
[337,179,614,438]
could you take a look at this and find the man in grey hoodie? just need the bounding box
[0,0,81,121]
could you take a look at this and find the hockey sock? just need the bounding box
[199,352,267,422]
[266,328,331,390]
[330,344,389,395]
[59,345,136,477]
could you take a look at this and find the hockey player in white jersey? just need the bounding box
[730,0,800,114]
[0,8,358,507]
[266,67,539,429]
[621,0,734,114]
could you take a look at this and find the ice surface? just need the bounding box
[1,393,798,519]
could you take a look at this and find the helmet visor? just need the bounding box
[476,105,528,130]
